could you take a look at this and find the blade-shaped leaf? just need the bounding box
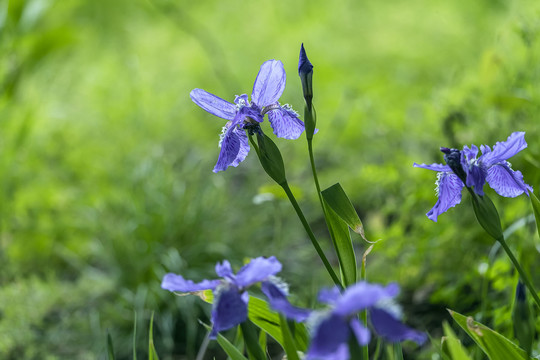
[107,331,116,360]
[442,322,472,360]
[323,198,356,286]
[149,312,159,360]
[279,314,300,360]
[449,309,532,360]
[200,322,248,360]
[240,321,266,360]
[321,183,366,239]
[530,192,540,240]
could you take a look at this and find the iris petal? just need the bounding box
[334,282,399,317]
[413,163,451,172]
[161,274,220,292]
[235,256,282,288]
[261,282,311,322]
[267,106,305,139]
[213,125,250,173]
[251,60,286,107]
[190,89,237,120]
[306,313,351,360]
[349,318,371,346]
[318,287,341,305]
[210,286,248,338]
[427,172,464,222]
[481,132,527,166]
[370,308,427,345]
[215,260,234,279]
[487,162,532,197]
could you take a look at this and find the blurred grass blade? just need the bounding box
[529,192,540,240]
[449,309,532,359]
[323,199,357,286]
[259,330,267,354]
[279,314,300,360]
[133,311,137,360]
[240,321,266,360]
[200,322,248,360]
[321,183,366,239]
[442,322,472,360]
[107,331,116,360]
[149,312,159,360]
[393,342,404,360]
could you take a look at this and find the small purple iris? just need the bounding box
[306,282,426,360]
[190,60,306,173]
[161,256,309,338]
[414,132,533,222]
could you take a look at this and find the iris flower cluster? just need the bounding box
[414,132,532,221]
[162,257,426,358]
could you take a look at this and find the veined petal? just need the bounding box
[487,162,532,197]
[161,273,220,292]
[235,256,282,288]
[306,313,351,360]
[213,125,250,173]
[370,308,427,345]
[427,172,464,222]
[267,105,305,139]
[261,282,311,322]
[481,132,527,166]
[190,89,237,120]
[252,60,286,107]
[413,163,451,172]
[334,282,399,317]
[210,286,248,338]
[349,318,371,346]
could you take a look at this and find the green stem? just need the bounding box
[307,138,324,208]
[497,236,540,309]
[281,182,342,287]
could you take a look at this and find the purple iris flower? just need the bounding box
[190,60,306,173]
[306,282,426,360]
[414,132,533,222]
[161,256,308,338]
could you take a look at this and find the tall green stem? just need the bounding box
[281,182,342,287]
[497,236,540,309]
[307,139,324,209]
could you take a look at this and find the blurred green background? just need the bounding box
[2,0,540,358]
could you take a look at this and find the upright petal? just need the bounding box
[487,162,532,197]
[252,60,286,107]
[261,281,311,322]
[190,89,237,120]
[210,286,248,338]
[413,163,451,172]
[481,132,527,166]
[161,274,220,292]
[235,256,282,288]
[318,287,341,305]
[370,308,427,345]
[334,282,399,317]
[306,313,351,360]
[213,125,250,173]
[426,172,464,222]
[215,260,235,279]
[267,106,305,139]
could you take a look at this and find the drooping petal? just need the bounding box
[426,172,464,222]
[190,89,237,121]
[215,260,235,279]
[235,256,282,288]
[161,273,220,292]
[267,106,305,140]
[413,162,451,172]
[210,286,248,338]
[318,287,341,305]
[213,125,250,173]
[481,132,527,166]
[261,281,311,322]
[370,308,427,345]
[252,60,286,107]
[349,318,371,346]
[334,282,399,317]
[306,313,351,360]
[487,162,532,197]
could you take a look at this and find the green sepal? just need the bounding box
[470,193,503,240]
[255,132,287,185]
[449,309,533,360]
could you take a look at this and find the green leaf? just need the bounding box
[321,183,366,239]
[240,321,266,360]
[200,322,248,360]
[449,309,532,360]
[529,192,540,241]
[133,312,137,360]
[279,314,300,360]
[149,312,159,360]
[107,331,116,360]
[201,292,309,352]
[323,197,356,286]
[442,322,472,360]
[393,342,404,360]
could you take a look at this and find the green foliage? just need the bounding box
[442,322,472,360]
